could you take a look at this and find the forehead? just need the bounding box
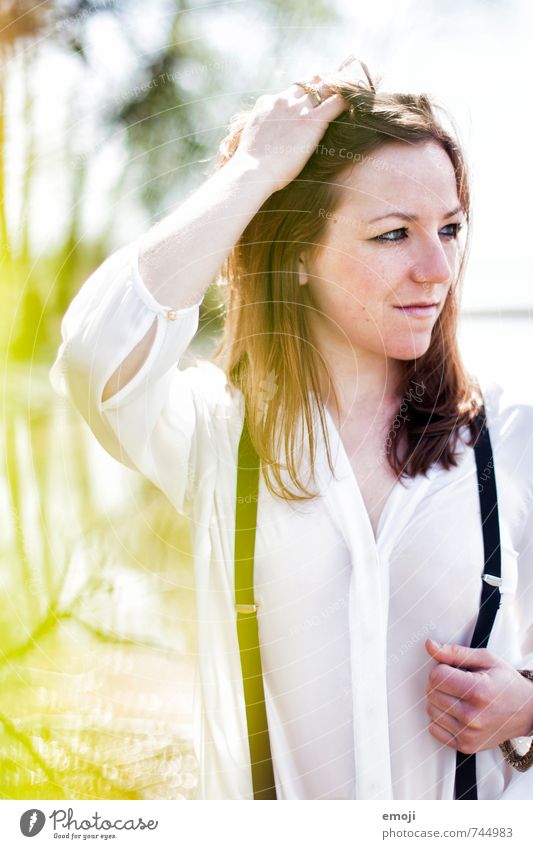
[333,140,460,216]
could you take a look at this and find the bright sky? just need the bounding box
[4,0,533,311]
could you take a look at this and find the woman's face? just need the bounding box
[301,140,466,363]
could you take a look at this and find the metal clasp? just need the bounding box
[236,603,257,614]
[483,573,503,587]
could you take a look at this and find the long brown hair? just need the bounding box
[211,57,484,502]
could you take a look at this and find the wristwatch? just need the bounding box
[498,670,533,772]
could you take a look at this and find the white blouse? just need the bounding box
[49,237,533,800]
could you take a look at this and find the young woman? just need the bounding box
[50,57,533,800]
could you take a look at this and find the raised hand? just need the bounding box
[231,79,349,194]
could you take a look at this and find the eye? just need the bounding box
[373,222,463,243]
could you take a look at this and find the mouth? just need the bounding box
[393,303,439,318]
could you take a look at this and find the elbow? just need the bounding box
[50,336,105,420]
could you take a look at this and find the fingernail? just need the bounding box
[428,639,442,649]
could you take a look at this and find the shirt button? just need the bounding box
[167,309,177,320]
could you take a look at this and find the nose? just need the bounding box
[410,236,453,288]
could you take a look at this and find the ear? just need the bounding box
[298,256,309,287]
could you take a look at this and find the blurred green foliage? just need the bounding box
[1,364,198,798]
[0,0,337,799]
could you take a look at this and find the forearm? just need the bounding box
[137,153,275,309]
[101,155,274,403]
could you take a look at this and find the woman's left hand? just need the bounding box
[424,639,533,754]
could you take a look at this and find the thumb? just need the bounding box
[425,639,493,669]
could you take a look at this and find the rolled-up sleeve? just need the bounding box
[516,495,533,664]
[497,492,533,797]
[49,237,207,515]
[509,495,533,751]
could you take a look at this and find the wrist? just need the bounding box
[515,670,533,738]
[221,152,277,202]
[499,671,533,772]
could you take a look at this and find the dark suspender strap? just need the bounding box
[235,405,277,799]
[454,412,502,800]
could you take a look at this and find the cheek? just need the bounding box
[326,280,390,341]
[333,254,387,310]
[309,244,401,323]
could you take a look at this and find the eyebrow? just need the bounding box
[367,204,464,223]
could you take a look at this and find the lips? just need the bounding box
[394,303,439,318]
[397,302,438,308]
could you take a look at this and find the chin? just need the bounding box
[386,336,433,361]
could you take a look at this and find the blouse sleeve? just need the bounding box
[49,237,218,516]
[511,495,533,745]
[498,491,533,800]
[516,494,533,662]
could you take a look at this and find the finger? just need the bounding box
[288,72,325,91]
[426,687,465,721]
[428,662,480,700]
[285,84,333,116]
[311,91,350,120]
[286,77,330,98]
[426,702,464,737]
[287,82,315,100]
[285,78,349,118]
[425,639,493,670]
[427,720,459,750]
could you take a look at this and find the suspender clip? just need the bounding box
[236,603,257,614]
[482,573,502,587]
